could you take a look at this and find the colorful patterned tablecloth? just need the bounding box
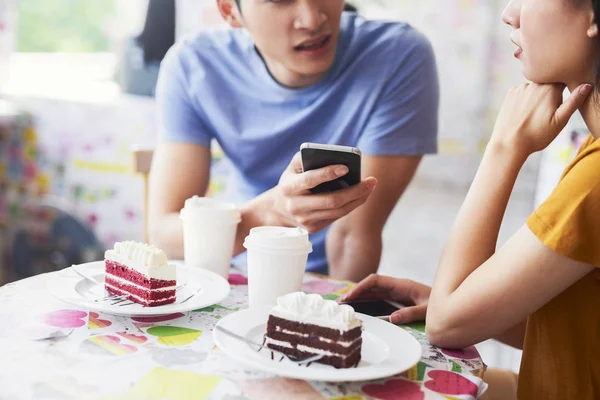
[0,268,487,400]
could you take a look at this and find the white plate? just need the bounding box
[213,307,422,382]
[47,261,230,317]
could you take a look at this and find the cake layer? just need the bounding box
[265,331,362,355]
[105,284,176,307]
[266,340,361,369]
[267,315,362,342]
[105,277,176,301]
[105,260,176,289]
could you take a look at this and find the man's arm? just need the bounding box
[149,145,378,260]
[326,155,421,281]
[148,142,211,258]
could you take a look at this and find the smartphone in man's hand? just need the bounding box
[300,143,361,194]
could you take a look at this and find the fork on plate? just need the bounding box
[214,324,324,366]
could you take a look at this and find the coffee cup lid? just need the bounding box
[243,227,312,254]
[180,196,241,223]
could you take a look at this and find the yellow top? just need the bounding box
[520,134,600,399]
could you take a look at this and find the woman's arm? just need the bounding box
[426,83,594,349]
[493,319,527,350]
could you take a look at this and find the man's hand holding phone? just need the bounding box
[339,274,431,325]
[271,150,377,234]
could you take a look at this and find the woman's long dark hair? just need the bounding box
[592,0,600,91]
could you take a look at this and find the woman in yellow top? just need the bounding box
[341,0,600,398]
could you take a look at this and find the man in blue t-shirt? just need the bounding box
[149,0,439,282]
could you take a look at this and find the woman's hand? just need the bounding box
[339,274,431,325]
[491,83,592,156]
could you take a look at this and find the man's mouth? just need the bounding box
[294,35,331,51]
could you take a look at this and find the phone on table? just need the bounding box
[340,299,405,320]
[300,143,361,194]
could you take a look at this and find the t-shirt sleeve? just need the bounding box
[155,43,213,147]
[357,29,439,156]
[527,143,600,267]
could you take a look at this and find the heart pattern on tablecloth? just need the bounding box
[117,331,148,344]
[228,273,248,285]
[42,310,87,328]
[131,313,185,323]
[302,280,347,295]
[362,378,425,400]
[88,312,112,329]
[146,326,202,346]
[85,335,137,356]
[441,346,480,360]
[424,370,479,396]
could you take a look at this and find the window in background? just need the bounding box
[18,0,117,53]
[7,0,148,100]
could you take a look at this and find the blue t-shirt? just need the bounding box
[156,13,439,274]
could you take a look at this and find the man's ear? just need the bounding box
[216,0,244,28]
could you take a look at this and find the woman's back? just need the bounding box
[520,135,600,398]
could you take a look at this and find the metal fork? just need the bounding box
[214,324,324,366]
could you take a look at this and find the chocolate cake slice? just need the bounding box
[265,292,362,368]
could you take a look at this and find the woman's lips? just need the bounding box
[514,47,523,58]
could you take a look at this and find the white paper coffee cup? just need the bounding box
[180,196,241,278]
[243,227,312,308]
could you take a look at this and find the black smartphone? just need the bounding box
[341,299,404,320]
[300,143,361,194]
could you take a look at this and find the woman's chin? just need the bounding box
[521,68,557,85]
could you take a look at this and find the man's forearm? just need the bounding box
[151,191,278,260]
[327,227,382,282]
[149,213,185,259]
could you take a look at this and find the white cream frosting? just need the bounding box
[270,292,362,332]
[104,241,175,281]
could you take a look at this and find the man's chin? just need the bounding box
[292,57,335,77]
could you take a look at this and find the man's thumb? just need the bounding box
[554,84,593,127]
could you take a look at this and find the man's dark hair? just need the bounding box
[234,1,358,14]
[344,3,358,12]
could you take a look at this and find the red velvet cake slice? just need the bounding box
[104,241,176,307]
[265,292,363,368]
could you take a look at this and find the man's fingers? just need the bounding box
[554,83,593,128]
[297,197,369,233]
[283,178,376,214]
[290,184,373,221]
[389,304,428,325]
[281,165,349,195]
[288,152,303,173]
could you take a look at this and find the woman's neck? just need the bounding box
[569,84,600,139]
